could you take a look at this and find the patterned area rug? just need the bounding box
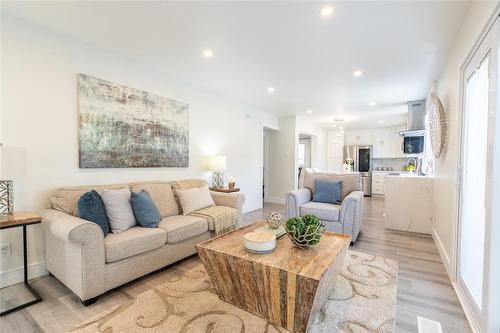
[71,251,398,333]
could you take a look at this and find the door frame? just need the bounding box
[454,10,499,333]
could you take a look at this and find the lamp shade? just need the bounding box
[0,146,26,179]
[208,155,227,172]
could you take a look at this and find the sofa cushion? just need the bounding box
[175,185,215,215]
[104,227,166,263]
[77,190,110,236]
[300,201,340,222]
[130,182,179,217]
[159,215,209,244]
[101,188,137,234]
[303,171,361,200]
[131,190,161,228]
[50,184,128,216]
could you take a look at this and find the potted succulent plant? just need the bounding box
[284,214,324,249]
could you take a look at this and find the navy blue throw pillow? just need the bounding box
[313,179,342,205]
[77,190,110,236]
[131,190,161,228]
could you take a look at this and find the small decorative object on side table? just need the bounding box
[0,212,43,316]
[284,214,324,249]
[210,187,240,193]
[227,176,236,190]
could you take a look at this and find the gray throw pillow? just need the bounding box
[101,188,136,234]
[313,179,342,205]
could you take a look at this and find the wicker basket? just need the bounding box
[284,222,324,249]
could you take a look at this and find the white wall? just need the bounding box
[267,116,297,203]
[0,15,278,282]
[432,2,498,277]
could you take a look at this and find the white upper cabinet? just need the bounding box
[390,126,405,158]
[372,128,391,158]
[345,129,373,146]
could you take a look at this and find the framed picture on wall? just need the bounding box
[78,74,189,168]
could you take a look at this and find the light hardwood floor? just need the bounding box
[0,197,470,332]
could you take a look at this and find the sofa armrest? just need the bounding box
[286,188,312,219]
[42,209,106,300]
[340,191,364,241]
[210,191,245,225]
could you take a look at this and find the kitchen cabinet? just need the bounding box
[327,130,344,171]
[372,171,390,195]
[372,128,391,158]
[390,126,405,158]
[345,129,373,146]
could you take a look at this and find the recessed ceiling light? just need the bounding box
[340,126,344,130]
[378,120,385,124]
[353,70,363,77]
[333,124,337,128]
[267,87,275,93]
[369,102,376,107]
[202,49,213,58]
[320,6,334,17]
[307,109,313,114]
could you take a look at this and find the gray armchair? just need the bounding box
[286,170,364,242]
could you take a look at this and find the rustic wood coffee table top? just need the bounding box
[197,221,351,281]
[196,222,351,332]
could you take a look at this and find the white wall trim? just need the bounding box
[431,227,452,277]
[453,281,482,333]
[0,261,48,288]
[265,196,285,204]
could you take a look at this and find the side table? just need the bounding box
[210,187,240,193]
[0,212,42,316]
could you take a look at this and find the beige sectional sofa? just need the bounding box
[42,179,245,305]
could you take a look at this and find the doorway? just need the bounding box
[456,17,498,332]
[298,134,311,185]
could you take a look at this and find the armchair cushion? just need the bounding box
[300,202,340,222]
[303,172,361,200]
[313,179,342,204]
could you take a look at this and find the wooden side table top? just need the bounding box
[196,221,351,281]
[209,187,240,193]
[0,212,42,230]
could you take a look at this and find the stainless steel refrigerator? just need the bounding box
[343,145,372,196]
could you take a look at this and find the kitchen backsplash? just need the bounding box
[372,158,412,171]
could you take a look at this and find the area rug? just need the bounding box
[71,251,398,333]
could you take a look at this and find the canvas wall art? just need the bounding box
[78,74,189,168]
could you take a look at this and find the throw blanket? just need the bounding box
[170,179,237,236]
[191,206,237,236]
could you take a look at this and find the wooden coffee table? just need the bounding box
[196,222,351,332]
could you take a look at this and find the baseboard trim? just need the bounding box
[431,227,452,277]
[0,261,48,288]
[265,196,285,204]
[243,201,262,213]
[453,281,481,333]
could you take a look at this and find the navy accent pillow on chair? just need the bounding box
[313,179,343,204]
[131,190,161,228]
[77,190,110,236]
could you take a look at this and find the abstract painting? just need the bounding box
[78,74,189,168]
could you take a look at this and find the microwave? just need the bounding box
[403,135,424,155]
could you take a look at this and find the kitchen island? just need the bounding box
[384,174,433,234]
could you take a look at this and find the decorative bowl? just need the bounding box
[266,211,283,229]
[284,215,324,249]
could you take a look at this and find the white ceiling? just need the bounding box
[1,1,468,129]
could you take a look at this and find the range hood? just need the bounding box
[400,99,426,136]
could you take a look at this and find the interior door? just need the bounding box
[457,18,498,331]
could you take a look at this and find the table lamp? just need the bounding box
[208,155,227,188]
[0,145,26,216]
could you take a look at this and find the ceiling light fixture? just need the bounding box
[353,70,363,77]
[378,120,385,124]
[202,49,213,58]
[369,102,376,107]
[267,87,275,93]
[320,6,334,17]
[307,109,313,114]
